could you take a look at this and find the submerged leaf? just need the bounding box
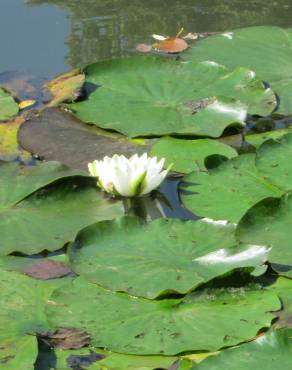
[23,260,73,280]
[18,108,155,170]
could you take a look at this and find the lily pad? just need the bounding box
[18,108,155,170]
[236,192,292,266]
[180,154,282,223]
[0,268,63,341]
[0,336,38,370]
[0,88,19,121]
[267,277,292,328]
[255,133,292,191]
[46,68,85,107]
[245,127,292,148]
[0,161,123,255]
[53,347,177,370]
[192,329,292,370]
[185,26,292,115]
[68,57,275,137]
[69,217,269,299]
[46,277,280,355]
[150,137,237,173]
[0,116,31,162]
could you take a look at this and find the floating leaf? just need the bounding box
[23,260,73,280]
[192,329,292,370]
[181,154,282,223]
[0,336,38,370]
[245,128,292,148]
[0,268,64,342]
[18,99,36,110]
[0,161,123,255]
[185,25,292,115]
[255,133,292,191]
[152,37,189,53]
[150,136,237,173]
[18,108,155,170]
[47,277,280,355]
[69,217,269,299]
[46,68,85,107]
[0,116,31,162]
[53,347,176,370]
[0,87,19,121]
[267,277,292,328]
[236,192,292,267]
[68,57,275,137]
[40,328,90,350]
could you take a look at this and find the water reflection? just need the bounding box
[27,0,292,70]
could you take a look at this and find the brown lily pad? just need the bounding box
[23,260,73,280]
[18,108,155,170]
[46,69,85,107]
[41,328,90,349]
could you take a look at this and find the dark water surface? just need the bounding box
[1,0,292,79]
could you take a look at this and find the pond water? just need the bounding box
[2,0,292,80]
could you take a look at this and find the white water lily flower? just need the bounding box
[88,153,171,197]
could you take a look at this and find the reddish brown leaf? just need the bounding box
[23,260,73,280]
[152,37,189,53]
[41,328,90,349]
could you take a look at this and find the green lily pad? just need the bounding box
[0,336,38,370]
[0,116,31,162]
[0,161,123,255]
[192,329,292,370]
[47,277,279,355]
[53,347,177,370]
[68,57,275,137]
[0,268,65,341]
[181,154,282,223]
[255,133,292,191]
[236,192,292,266]
[150,137,237,174]
[0,88,19,121]
[267,277,292,328]
[18,108,155,170]
[185,26,292,115]
[245,127,292,148]
[69,216,269,299]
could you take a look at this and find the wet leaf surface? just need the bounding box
[18,108,155,170]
